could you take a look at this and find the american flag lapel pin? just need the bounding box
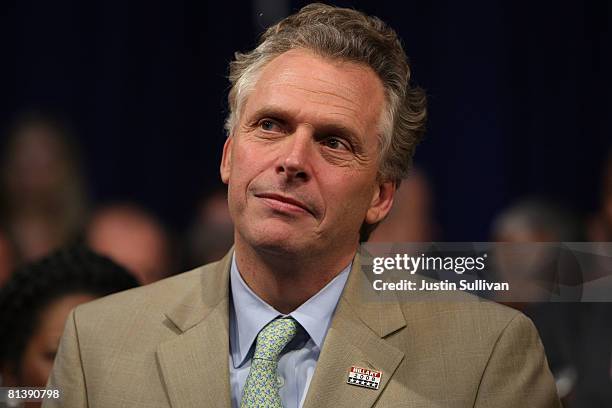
[346,366,382,390]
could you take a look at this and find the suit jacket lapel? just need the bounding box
[157,251,233,408]
[303,253,407,408]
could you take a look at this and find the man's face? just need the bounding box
[221,49,395,258]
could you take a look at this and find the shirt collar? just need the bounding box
[229,253,350,369]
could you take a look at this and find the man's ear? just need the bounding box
[220,136,233,184]
[365,180,396,225]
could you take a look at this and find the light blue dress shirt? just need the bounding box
[229,254,351,408]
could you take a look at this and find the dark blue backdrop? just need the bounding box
[2,0,611,240]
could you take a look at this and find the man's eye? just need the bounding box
[259,119,281,132]
[322,137,349,150]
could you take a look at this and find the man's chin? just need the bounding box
[252,237,312,257]
[241,228,316,258]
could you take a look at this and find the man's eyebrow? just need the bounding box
[248,107,363,141]
[247,107,294,123]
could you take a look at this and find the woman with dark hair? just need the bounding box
[0,245,138,393]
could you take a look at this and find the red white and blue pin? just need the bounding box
[346,366,382,390]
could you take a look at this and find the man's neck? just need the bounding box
[233,239,356,314]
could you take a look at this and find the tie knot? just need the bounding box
[253,318,298,361]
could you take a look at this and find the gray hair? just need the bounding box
[225,3,427,183]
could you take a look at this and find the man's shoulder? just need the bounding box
[396,289,530,346]
[373,291,558,407]
[404,292,521,324]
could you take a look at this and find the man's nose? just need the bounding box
[276,127,313,182]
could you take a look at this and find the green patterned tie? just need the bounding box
[240,318,298,408]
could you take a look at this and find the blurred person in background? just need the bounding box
[493,198,581,243]
[587,148,612,242]
[491,197,612,407]
[86,203,174,284]
[578,148,612,407]
[369,169,437,242]
[492,198,583,307]
[186,188,234,268]
[0,245,137,406]
[0,232,15,288]
[0,112,88,263]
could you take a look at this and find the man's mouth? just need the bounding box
[255,193,315,216]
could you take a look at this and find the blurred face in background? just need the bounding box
[221,49,395,259]
[187,192,234,266]
[3,122,73,202]
[1,117,86,262]
[2,294,95,388]
[369,171,435,243]
[87,205,171,284]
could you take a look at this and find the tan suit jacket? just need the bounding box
[45,250,561,407]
